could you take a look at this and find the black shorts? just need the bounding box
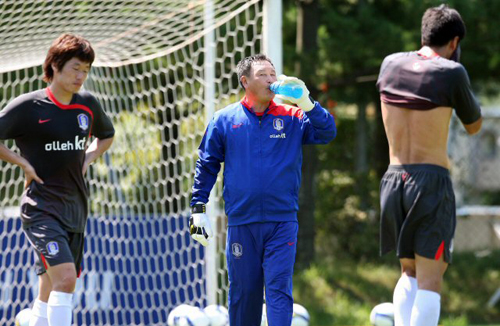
[379,164,456,263]
[24,220,84,276]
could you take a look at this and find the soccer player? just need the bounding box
[189,54,336,326]
[376,5,482,326]
[0,34,115,326]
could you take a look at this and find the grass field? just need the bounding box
[293,251,500,326]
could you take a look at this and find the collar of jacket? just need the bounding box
[240,96,279,115]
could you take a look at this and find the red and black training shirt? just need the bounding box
[0,88,115,232]
[376,51,481,125]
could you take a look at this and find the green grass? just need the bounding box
[293,251,500,325]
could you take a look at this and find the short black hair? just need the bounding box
[421,4,466,47]
[43,33,95,83]
[236,54,274,89]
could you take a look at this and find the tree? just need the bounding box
[293,0,321,270]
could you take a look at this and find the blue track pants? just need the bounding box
[226,221,298,326]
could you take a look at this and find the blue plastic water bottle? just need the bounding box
[269,81,303,99]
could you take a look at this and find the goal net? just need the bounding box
[448,109,500,253]
[0,0,265,324]
[449,109,500,207]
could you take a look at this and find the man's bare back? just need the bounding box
[382,103,482,169]
[381,103,453,168]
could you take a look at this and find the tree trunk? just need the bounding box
[373,90,389,180]
[356,100,369,210]
[295,0,319,271]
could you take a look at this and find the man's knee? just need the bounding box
[415,254,448,293]
[417,276,443,293]
[229,275,263,308]
[52,274,77,293]
[48,264,77,293]
[265,274,293,306]
[266,277,292,293]
[232,281,263,299]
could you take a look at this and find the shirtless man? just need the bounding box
[376,5,481,326]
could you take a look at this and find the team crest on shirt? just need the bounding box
[273,118,284,131]
[232,243,243,258]
[46,241,59,256]
[77,114,89,131]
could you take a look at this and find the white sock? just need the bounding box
[47,291,73,326]
[410,289,441,326]
[393,275,418,326]
[30,299,48,326]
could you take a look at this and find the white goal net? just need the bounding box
[449,108,500,253]
[0,0,266,325]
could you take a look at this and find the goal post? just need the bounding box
[204,0,218,307]
[263,0,283,76]
[0,0,281,325]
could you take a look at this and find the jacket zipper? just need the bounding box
[258,114,264,219]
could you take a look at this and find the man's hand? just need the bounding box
[274,75,315,112]
[82,157,91,176]
[83,137,114,176]
[22,162,43,189]
[0,143,43,188]
[189,203,213,246]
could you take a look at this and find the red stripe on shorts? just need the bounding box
[434,241,445,260]
[40,254,48,270]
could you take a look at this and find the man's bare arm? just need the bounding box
[82,137,114,175]
[0,143,43,187]
[463,117,482,135]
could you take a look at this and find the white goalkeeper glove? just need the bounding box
[189,203,213,247]
[273,75,315,112]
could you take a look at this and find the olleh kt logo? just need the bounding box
[270,133,286,139]
[45,135,87,151]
